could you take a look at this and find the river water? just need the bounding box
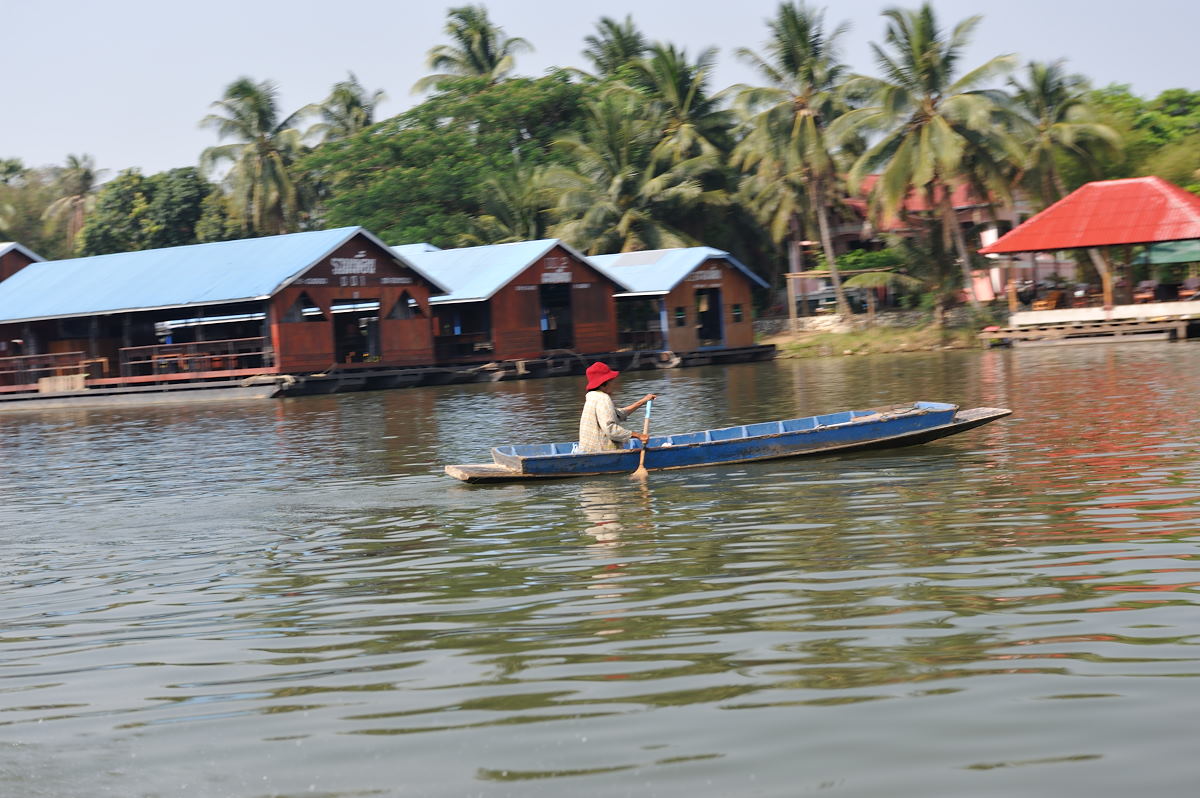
[2,343,1199,797]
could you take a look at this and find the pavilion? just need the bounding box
[979,176,1200,311]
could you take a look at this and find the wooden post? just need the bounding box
[1005,260,1018,313]
[88,316,99,358]
[786,273,798,335]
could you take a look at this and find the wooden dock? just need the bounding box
[0,345,777,410]
[981,318,1190,347]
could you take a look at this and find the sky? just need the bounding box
[4,0,1197,177]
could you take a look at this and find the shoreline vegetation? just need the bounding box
[762,323,984,358]
[2,1,1198,323]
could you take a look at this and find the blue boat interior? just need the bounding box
[493,402,956,459]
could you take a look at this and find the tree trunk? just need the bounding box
[1088,247,1114,312]
[812,179,851,318]
[943,192,982,311]
[932,295,946,328]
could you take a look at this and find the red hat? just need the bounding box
[585,361,620,391]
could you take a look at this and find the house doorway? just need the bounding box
[695,288,724,347]
[539,283,574,350]
[332,299,380,363]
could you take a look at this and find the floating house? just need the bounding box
[396,240,622,362]
[589,248,769,352]
[0,227,447,393]
[0,242,43,284]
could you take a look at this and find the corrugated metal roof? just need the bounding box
[397,239,592,304]
[980,177,1200,254]
[589,247,769,295]
[0,242,44,263]
[392,242,442,259]
[0,227,447,323]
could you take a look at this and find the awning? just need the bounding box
[1131,239,1200,265]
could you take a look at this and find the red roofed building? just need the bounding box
[980,176,1200,310]
[979,176,1200,254]
[828,177,1075,308]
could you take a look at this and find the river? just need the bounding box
[2,342,1199,797]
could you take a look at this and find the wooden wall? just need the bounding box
[270,234,438,372]
[0,248,38,282]
[487,246,620,360]
[663,258,757,351]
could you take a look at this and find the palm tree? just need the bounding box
[841,269,924,325]
[0,158,25,186]
[307,73,386,143]
[1009,60,1119,203]
[834,3,1018,310]
[582,15,648,79]
[42,154,104,251]
[633,43,733,165]
[732,2,852,315]
[200,77,307,236]
[1009,60,1121,307]
[413,5,532,93]
[460,164,552,245]
[547,92,723,254]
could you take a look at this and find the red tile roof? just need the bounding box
[979,176,1200,254]
[846,176,990,232]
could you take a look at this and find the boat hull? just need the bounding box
[445,405,1011,483]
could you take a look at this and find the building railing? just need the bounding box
[618,330,667,350]
[0,351,86,386]
[119,337,273,377]
[434,333,494,362]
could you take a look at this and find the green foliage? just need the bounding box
[42,154,104,253]
[303,72,587,246]
[732,2,853,308]
[546,91,725,253]
[414,5,532,93]
[195,189,243,243]
[306,73,386,143]
[581,15,648,79]
[835,248,903,272]
[200,77,309,236]
[0,165,70,259]
[1076,85,1200,191]
[78,168,213,255]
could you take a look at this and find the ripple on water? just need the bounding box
[1,349,1200,795]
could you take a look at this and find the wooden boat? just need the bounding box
[445,401,1011,483]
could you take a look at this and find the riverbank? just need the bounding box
[755,309,990,357]
[763,324,981,357]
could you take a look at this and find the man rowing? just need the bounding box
[578,362,656,453]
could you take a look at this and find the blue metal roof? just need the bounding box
[589,247,769,295]
[392,242,442,259]
[0,227,447,323]
[396,239,591,304]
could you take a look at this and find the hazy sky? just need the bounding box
[5,0,1196,176]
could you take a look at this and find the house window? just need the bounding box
[731,304,743,323]
[386,291,423,320]
[281,292,326,322]
[674,307,686,327]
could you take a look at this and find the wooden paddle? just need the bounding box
[631,398,653,479]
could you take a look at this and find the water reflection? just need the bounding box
[1,345,1199,796]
